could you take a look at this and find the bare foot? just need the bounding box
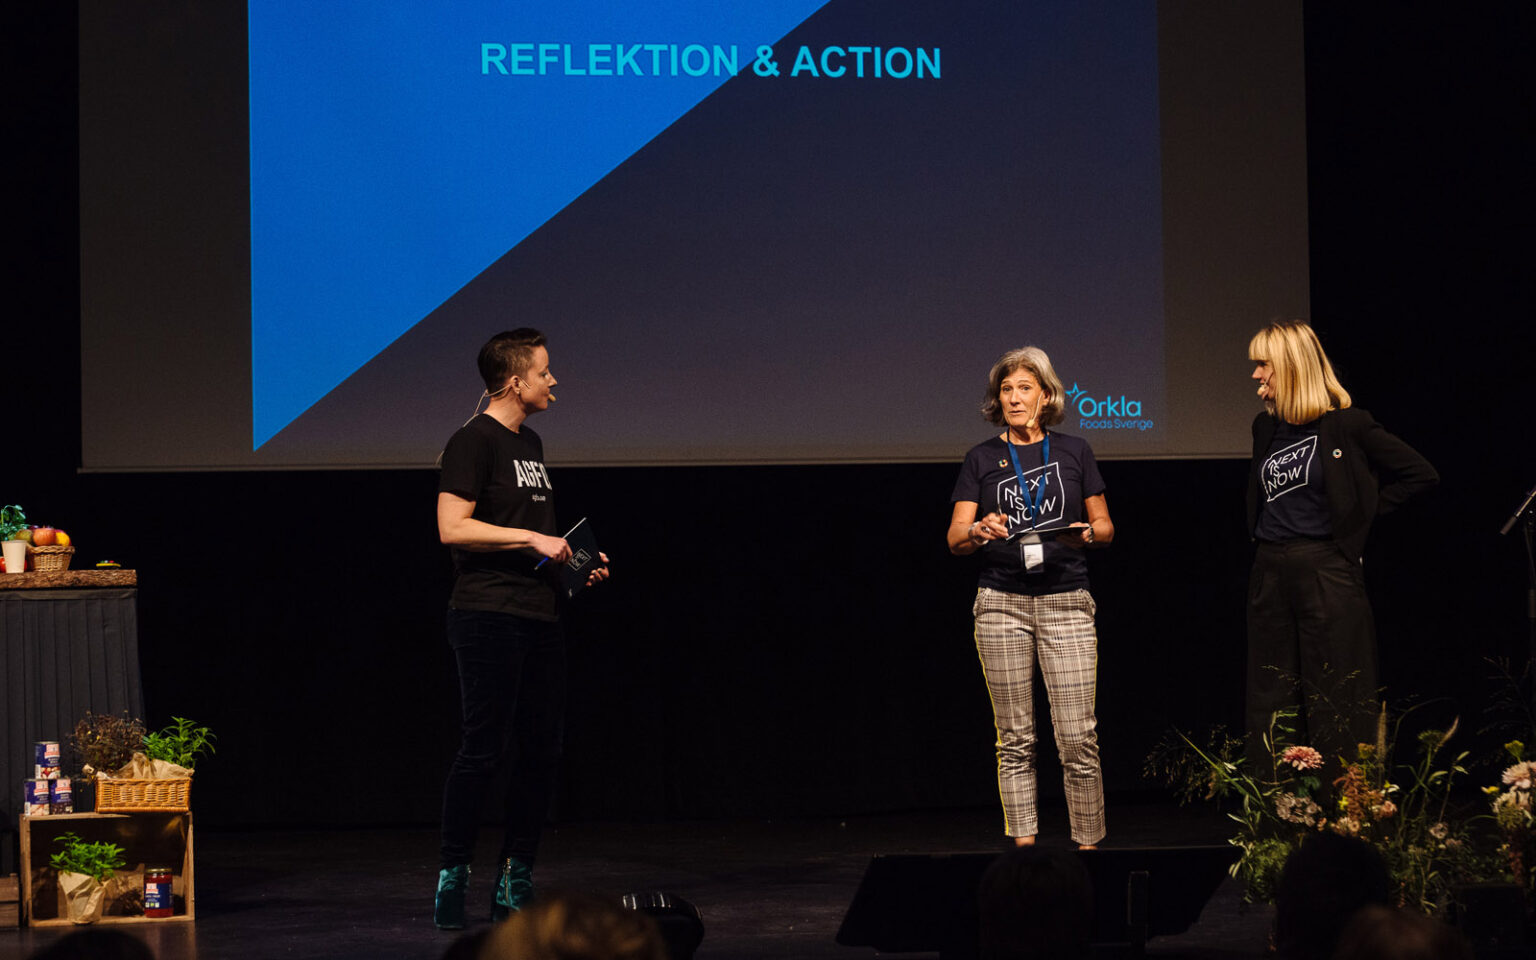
[1013,835,1036,847]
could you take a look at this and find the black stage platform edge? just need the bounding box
[835,844,1237,959]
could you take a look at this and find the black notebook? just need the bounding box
[552,517,601,600]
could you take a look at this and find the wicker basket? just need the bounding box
[95,776,192,813]
[29,544,74,572]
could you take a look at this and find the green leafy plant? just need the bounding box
[0,504,26,540]
[69,712,147,775]
[49,832,126,883]
[142,717,216,770]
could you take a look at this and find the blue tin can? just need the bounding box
[51,777,73,814]
[34,741,61,779]
[24,779,51,816]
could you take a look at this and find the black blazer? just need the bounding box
[1246,407,1438,562]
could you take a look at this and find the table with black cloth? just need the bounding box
[0,570,143,877]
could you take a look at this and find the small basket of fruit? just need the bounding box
[31,539,75,572]
[2,505,74,572]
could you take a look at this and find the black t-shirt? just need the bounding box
[1254,418,1331,542]
[950,432,1106,596]
[437,414,560,620]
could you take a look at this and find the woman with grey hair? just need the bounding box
[948,346,1113,849]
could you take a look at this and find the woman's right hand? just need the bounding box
[970,511,1010,545]
[530,533,572,564]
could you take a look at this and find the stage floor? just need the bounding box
[2,800,1273,960]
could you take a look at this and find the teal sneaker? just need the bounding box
[434,864,470,930]
[491,857,534,921]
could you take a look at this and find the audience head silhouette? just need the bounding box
[1274,831,1391,960]
[977,846,1094,960]
[479,892,668,960]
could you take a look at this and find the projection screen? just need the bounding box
[78,0,1308,470]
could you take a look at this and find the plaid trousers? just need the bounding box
[973,586,1105,845]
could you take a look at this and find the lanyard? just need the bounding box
[1006,432,1049,531]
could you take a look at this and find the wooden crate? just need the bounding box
[19,812,194,926]
[1,873,18,927]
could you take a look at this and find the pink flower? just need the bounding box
[1500,762,1536,790]
[1282,746,1325,771]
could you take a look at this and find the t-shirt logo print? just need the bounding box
[513,459,553,490]
[1261,435,1317,502]
[994,462,1066,531]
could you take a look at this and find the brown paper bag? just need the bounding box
[59,872,105,924]
[105,751,193,780]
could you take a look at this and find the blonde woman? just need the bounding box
[949,346,1113,849]
[1246,321,1437,764]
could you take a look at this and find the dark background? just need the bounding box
[8,3,1533,829]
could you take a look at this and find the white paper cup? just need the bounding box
[2,539,27,573]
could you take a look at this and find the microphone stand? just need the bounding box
[1499,483,1536,724]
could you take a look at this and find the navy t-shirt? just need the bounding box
[950,431,1106,596]
[438,414,560,620]
[1254,418,1331,542]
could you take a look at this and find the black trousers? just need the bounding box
[440,607,566,868]
[1245,540,1379,771]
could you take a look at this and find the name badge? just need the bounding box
[1021,539,1045,571]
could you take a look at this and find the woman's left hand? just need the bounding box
[584,552,611,586]
[1057,522,1095,550]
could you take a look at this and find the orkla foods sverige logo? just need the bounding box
[1063,382,1154,431]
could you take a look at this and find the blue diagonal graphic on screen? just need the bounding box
[249,0,827,448]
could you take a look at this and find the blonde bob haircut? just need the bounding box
[1248,320,1352,424]
[980,346,1067,428]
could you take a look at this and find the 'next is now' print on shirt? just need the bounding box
[1261,435,1317,501]
[993,462,1066,528]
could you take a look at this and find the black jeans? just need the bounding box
[1245,540,1378,771]
[440,607,566,868]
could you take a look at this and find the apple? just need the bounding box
[9,528,31,544]
[31,527,57,546]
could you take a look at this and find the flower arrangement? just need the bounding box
[1485,741,1536,896]
[1146,704,1492,912]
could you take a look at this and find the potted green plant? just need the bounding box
[0,504,26,573]
[50,832,126,924]
[0,504,26,540]
[142,717,216,770]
